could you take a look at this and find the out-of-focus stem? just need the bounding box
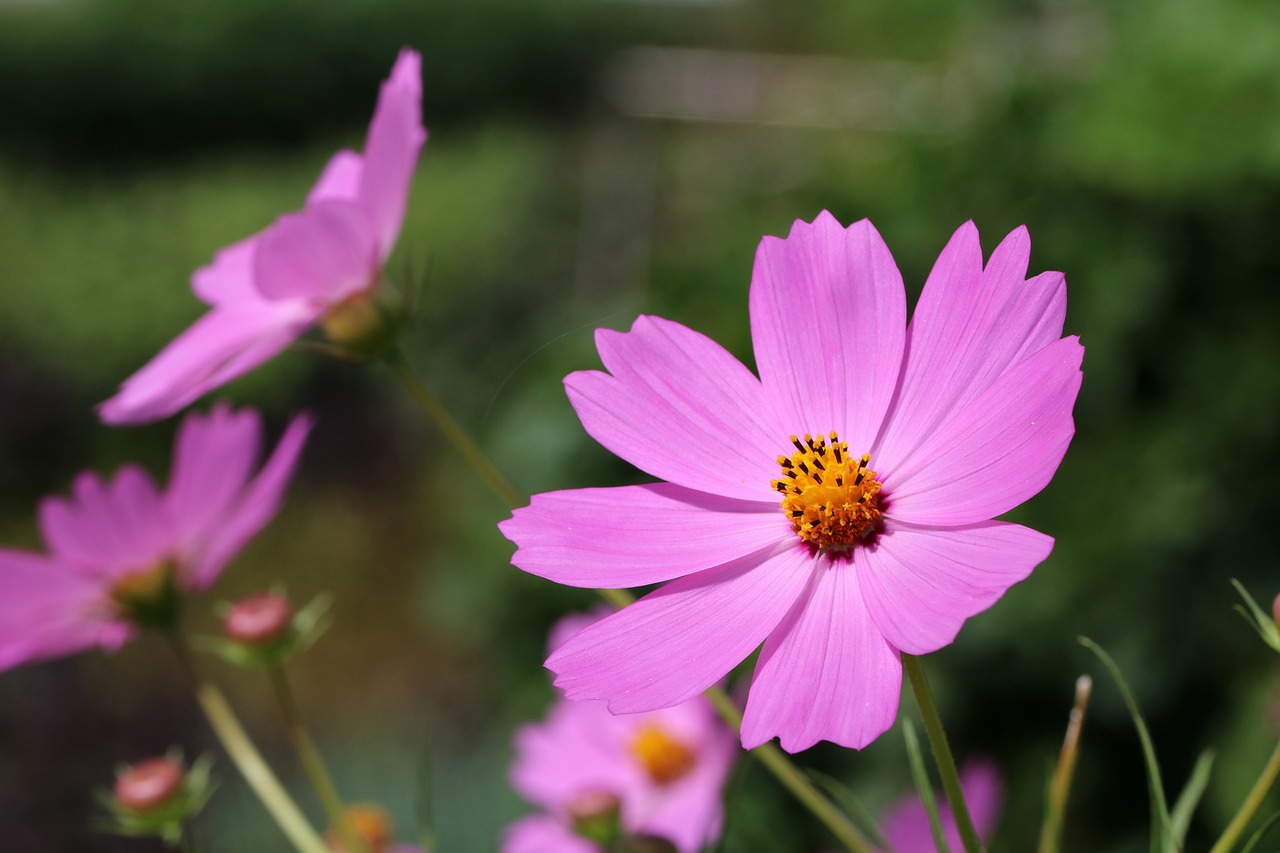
[1208,734,1280,853]
[268,666,367,853]
[902,654,982,853]
[383,350,523,509]
[1038,675,1092,853]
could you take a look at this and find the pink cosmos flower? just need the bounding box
[880,761,1002,852]
[0,404,312,668]
[99,49,427,425]
[500,212,1083,752]
[505,614,738,853]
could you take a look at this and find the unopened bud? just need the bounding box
[224,592,294,645]
[114,756,185,814]
[1272,592,1280,634]
[328,803,394,853]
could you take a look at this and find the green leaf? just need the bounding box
[1170,750,1214,845]
[903,717,950,853]
[1239,810,1280,853]
[1079,637,1179,853]
[1231,579,1280,653]
[807,769,892,852]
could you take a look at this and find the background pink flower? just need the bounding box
[501,213,1083,752]
[99,48,426,425]
[0,403,311,669]
[880,761,1002,853]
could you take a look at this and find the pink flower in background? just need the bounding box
[501,212,1083,752]
[505,613,738,853]
[0,404,311,669]
[880,761,1002,853]
[100,49,426,425]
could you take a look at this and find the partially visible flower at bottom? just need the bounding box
[878,761,1002,853]
[0,403,311,669]
[326,803,427,853]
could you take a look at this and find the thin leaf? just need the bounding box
[808,769,891,852]
[1231,580,1280,653]
[1079,637,1178,853]
[904,718,951,853]
[1239,810,1280,853]
[1170,750,1215,845]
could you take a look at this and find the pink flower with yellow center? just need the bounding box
[99,49,426,425]
[0,404,311,668]
[500,212,1083,752]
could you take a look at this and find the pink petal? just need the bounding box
[856,521,1053,655]
[883,336,1083,526]
[510,698,634,810]
[548,545,812,713]
[358,49,426,259]
[502,816,599,853]
[185,412,312,589]
[740,562,901,752]
[875,224,1068,469]
[882,759,1003,852]
[565,315,783,502]
[307,149,364,204]
[38,467,169,577]
[500,483,787,589]
[98,302,317,425]
[637,705,737,852]
[191,236,261,307]
[253,199,379,303]
[165,404,262,554]
[749,213,906,453]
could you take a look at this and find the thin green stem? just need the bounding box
[1209,734,1280,853]
[167,637,328,853]
[1038,675,1092,853]
[382,350,523,508]
[269,666,367,853]
[902,654,982,853]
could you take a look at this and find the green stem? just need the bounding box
[269,666,367,853]
[382,350,523,508]
[1038,675,1092,853]
[1208,734,1280,853]
[902,654,982,853]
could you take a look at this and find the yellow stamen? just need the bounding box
[630,724,697,786]
[771,432,883,552]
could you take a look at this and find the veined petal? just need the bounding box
[883,336,1083,526]
[307,149,364,204]
[191,236,260,307]
[566,315,783,501]
[857,521,1053,655]
[359,48,426,259]
[186,412,313,589]
[876,224,1068,468]
[253,200,379,303]
[548,545,812,713]
[740,562,901,752]
[98,301,317,425]
[500,483,786,589]
[166,404,262,552]
[749,213,906,452]
[502,816,599,853]
[38,467,169,577]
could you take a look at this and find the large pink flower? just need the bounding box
[99,49,426,425]
[0,404,312,669]
[500,213,1083,752]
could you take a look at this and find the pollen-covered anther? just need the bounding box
[630,724,698,786]
[770,432,883,552]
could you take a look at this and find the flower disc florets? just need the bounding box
[630,724,697,786]
[771,432,882,552]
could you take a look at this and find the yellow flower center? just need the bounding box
[630,724,697,786]
[772,432,883,552]
[109,562,181,630]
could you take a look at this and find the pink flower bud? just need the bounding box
[1272,592,1280,633]
[114,756,185,814]
[223,592,294,645]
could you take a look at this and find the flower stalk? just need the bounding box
[1038,675,1092,853]
[902,654,982,853]
[1208,734,1280,853]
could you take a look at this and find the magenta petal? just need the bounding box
[740,563,901,752]
[307,149,364,204]
[749,213,906,451]
[502,816,599,853]
[548,545,812,713]
[566,315,783,501]
[884,336,1083,526]
[166,404,261,552]
[98,302,316,425]
[39,467,169,577]
[185,412,313,589]
[882,759,1003,852]
[359,48,426,258]
[253,200,378,303]
[510,698,633,810]
[876,224,1068,469]
[501,483,786,589]
[857,521,1053,655]
[191,236,261,307]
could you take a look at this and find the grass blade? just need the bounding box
[904,717,951,853]
[1170,750,1215,845]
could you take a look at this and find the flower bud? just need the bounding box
[327,803,394,853]
[320,286,405,360]
[1271,592,1280,634]
[223,591,294,646]
[114,756,185,814]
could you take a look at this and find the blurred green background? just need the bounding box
[2,0,1279,850]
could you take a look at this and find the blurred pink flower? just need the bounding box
[0,404,311,669]
[100,49,427,424]
[880,761,1002,853]
[505,614,738,853]
[501,213,1083,752]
